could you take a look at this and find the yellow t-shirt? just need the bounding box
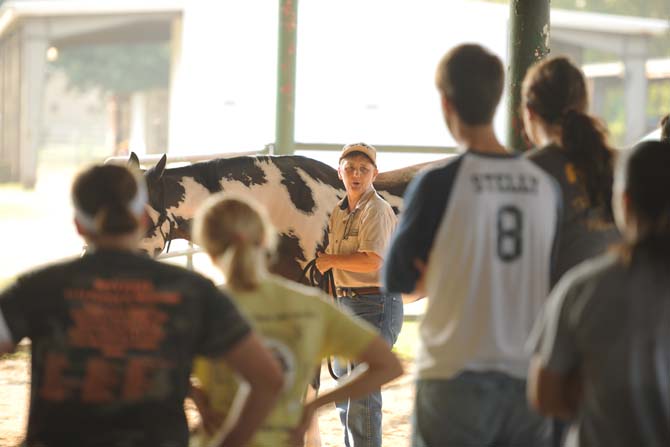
[192,274,377,447]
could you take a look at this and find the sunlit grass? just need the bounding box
[0,185,45,220]
[0,276,12,290]
[393,320,418,361]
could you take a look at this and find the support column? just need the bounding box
[274,0,298,155]
[623,37,648,145]
[506,0,550,152]
[19,19,48,188]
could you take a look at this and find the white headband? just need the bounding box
[74,179,148,234]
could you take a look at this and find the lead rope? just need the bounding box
[299,258,347,381]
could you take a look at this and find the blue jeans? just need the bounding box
[334,292,403,447]
[412,371,551,447]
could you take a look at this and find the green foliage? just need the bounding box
[596,81,670,146]
[603,84,625,145]
[51,43,170,95]
[648,81,670,122]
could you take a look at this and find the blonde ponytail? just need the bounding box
[193,193,277,292]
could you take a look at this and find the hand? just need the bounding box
[289,400,319,446]
[190,384,225,436]
[315,252,334,273]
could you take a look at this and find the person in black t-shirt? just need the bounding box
[0,164,283,447]
[521,56,620,447]
[527,140,670,447]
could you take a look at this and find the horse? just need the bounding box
[130,152,442,282]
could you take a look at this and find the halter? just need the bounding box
[147,209,176,254]
[145,176,178,254]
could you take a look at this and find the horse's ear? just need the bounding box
[128,152,140,170]
[154,154,167,179]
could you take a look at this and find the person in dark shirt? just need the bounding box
[528,139,670,447]
[522,56,620,288]
[0,164,283,447]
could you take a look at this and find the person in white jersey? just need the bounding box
[383,43,559,446]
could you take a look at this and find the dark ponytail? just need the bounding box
[523,57,614,214]
[561,110,614,213]
[72,164,143,235]
[661,114,670,142]
[94,204,139,235]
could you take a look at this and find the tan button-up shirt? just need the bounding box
[325,188,397,287]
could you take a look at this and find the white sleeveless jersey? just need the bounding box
[418,152,560,380]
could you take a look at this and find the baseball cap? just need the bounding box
[340,142,377,165]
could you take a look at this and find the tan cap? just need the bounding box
[340,142,377,165]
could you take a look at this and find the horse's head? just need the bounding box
[128,153,173,257]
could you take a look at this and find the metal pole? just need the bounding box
[274,0,298,155]
[506,0,550,152]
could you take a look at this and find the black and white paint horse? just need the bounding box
[131,152,438,282]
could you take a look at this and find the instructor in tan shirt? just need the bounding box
[316,142,403,447]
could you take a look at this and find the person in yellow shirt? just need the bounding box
[189,193,403,447]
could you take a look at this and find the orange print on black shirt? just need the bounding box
[64,279,180,356]
[38,279,183,403]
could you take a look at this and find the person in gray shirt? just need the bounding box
[527,139,670,447]
[522,56,620,287]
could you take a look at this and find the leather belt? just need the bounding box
[337,287,383,297]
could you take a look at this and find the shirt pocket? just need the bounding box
[343,221,360,240]
[339,229,361,255]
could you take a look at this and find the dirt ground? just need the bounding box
[0,350,414,447]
